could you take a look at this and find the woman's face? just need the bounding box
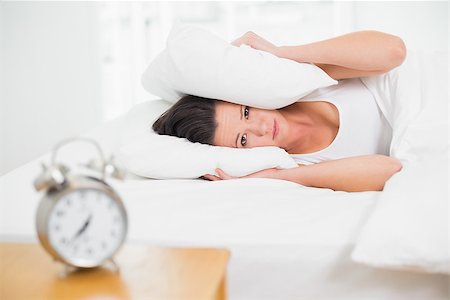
[213,100,293,149]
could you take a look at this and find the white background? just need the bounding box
[0,1,448,176]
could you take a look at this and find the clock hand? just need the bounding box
[69,214,92,244]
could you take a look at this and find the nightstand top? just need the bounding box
[0,242,230,300]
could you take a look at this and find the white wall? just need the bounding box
[0,2,102,176]
[352,1,448,52]
[0,3,4,175]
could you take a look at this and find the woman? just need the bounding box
[153,30,406,192]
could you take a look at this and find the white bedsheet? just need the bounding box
[0,150,375,247]
[112,177,376,247]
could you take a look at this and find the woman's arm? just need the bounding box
[203,155,402,192]
[232,31,407,80]
[277,31,407,79]
[276,154,402,192]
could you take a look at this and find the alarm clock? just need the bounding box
[34,137,128,269]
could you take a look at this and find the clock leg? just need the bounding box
[106,258,120,274]
[58,264,79,278]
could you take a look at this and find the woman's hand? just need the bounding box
[231,31,281,57]
[201,168,281,181]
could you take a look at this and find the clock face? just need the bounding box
[47,188,126,267]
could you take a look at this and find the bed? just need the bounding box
[1,150,448,299]
[1,51,448,299]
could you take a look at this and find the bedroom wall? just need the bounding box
[0,3,4,175]
[0,2,102,176]
[352,1,448,52]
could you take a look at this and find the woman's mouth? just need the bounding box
[273,120,278,140]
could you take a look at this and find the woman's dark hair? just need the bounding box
[152,95,218,145]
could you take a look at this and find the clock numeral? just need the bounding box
[60,237,67,245]
[54,224,60,231]
[56,210,65,218]
[86,247,94,256]
[65,198,72,207]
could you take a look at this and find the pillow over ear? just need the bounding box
[142,21,337,109]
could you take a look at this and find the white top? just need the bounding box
[290,78,392,165]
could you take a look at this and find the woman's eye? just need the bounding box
[244,106,250,119]
[241,133,247,146]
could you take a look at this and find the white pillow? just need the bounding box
[351,156,449,274]
[114,100,298,179]
[117,134,298,179]
[141,21,337,109]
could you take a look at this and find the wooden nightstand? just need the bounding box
[0,243,230,300]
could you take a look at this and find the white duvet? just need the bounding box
[354,50,449,274]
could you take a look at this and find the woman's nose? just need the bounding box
[248,121,268,136]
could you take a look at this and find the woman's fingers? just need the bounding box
[201,174,219,181]
[201,169,237,181]
[215,168,236,180]
[231,37,243,47]
[231,31,280,57]
[231,31,255,47]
